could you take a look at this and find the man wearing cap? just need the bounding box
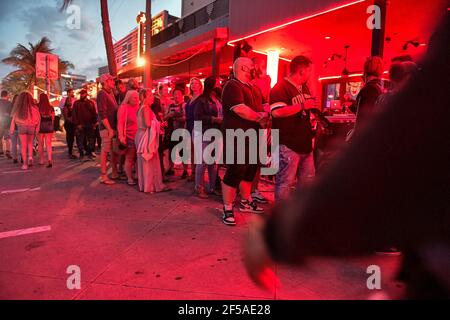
[73,89,97,161]
[97,74,119,184]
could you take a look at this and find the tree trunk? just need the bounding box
[143,0,152,88]
[100,0,117,77]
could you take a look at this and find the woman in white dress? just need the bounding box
[135,89,171,193]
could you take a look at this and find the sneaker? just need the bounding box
[69,154,78,160]
[99,176,116,185]
[251,190,268,204]
[194,186,209,199]
[181,170,188,179]
[375,247,402,256]
[46,161,53,168]
[0,151,4,157]
[28,158,33,167]
[239,200,264,214]
[21,164,28,170]
[5,151,12,159]
[166,169,175,176]
[222,208,236,226]
[13,159,18,164]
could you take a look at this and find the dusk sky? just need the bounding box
[0,0,181,80]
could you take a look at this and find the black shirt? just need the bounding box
[222,79,262,131]
[270,78,313,154]
[355,79,383,131]
[97,89,118,130]
[72,99,97,126]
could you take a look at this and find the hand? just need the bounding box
[303,98,318,110]
[244,217,278,291]
[213,116,223,125]
[108,129,115,139]
[257,112,270,128]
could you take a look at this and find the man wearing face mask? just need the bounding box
[270,55,317,202]
[220,57,269,226]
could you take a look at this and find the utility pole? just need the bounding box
[143,0,152,88]
[45,55,50,95]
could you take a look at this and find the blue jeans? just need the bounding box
[275,144,315,201]
[195,141,218,192]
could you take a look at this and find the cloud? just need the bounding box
[76,57,107,80]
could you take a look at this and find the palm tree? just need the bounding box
[61,0,117,76]
[1,37,74,96]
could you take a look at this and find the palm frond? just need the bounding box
[60,0,74,12]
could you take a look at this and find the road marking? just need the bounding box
[1,187,41,195]
[0,225,51,240]
[1,170,32,174]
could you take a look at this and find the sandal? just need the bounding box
[157,186,172,193]
[100,177,116,185]
[127,180,137,186]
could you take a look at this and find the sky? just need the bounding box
[0,0,181,81]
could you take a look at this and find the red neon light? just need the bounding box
[318,71,389,81]
[228,0,367,45]
[227,44,292,62]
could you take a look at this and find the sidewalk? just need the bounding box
[0,133,403,300]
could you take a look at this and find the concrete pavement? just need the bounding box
[0,133,404,300]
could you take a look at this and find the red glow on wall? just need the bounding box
[228,0,367,46]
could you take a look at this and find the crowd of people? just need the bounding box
[0,51,419,231]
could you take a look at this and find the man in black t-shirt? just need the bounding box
[270,55,316,201]
[220,57,269,226]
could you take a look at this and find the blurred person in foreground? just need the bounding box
[244,15,450,299]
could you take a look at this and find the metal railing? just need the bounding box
[151,0,229,48]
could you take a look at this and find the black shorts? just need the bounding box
[223,163,258,189]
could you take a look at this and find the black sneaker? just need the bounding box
[239,200,264,214]
[251,190,269,204]
[222,208,236,226]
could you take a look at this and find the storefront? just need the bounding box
[227,0,447,170]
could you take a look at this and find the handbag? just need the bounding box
[39,115,54,133]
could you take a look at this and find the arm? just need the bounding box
[271,103,302,118]
[117,106,125,143]
[143,106,153,128]
[232,104,265,122]
[9,114,15,135]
